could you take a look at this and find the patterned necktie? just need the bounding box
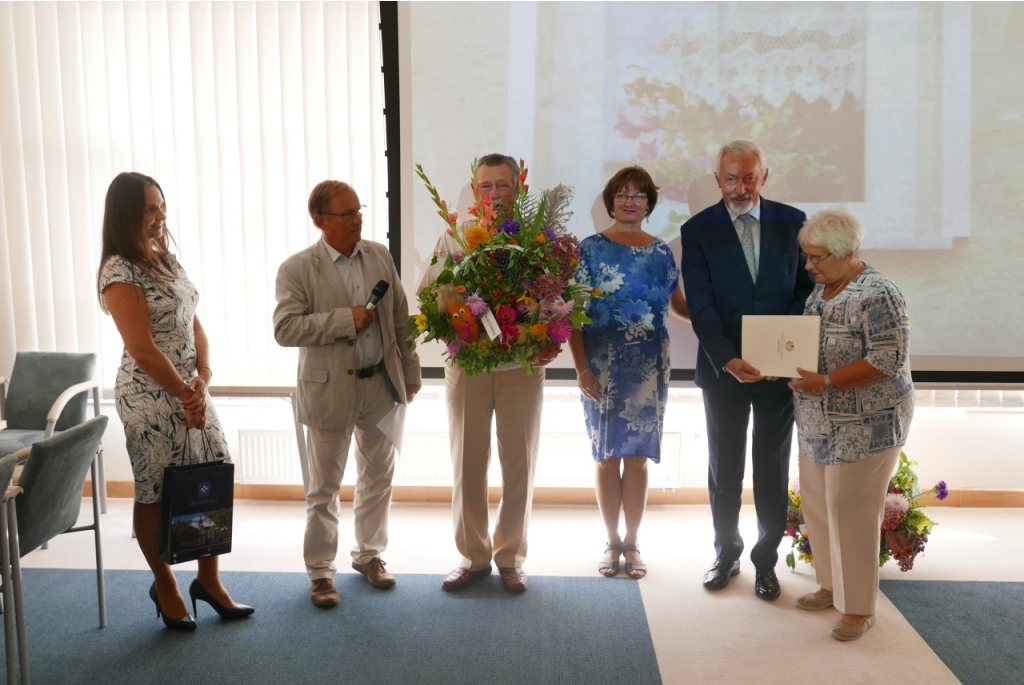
[738,213,757,280]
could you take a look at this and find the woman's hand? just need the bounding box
[577,367,603,402]
[788,367,827,394]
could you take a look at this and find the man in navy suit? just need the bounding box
[680,140,813,600]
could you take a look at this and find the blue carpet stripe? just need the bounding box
[881,579,1024,685]
[3,568,661,685]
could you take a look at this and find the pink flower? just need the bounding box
[447,339,465,357]
[546,297,574,317]
[494,305,517,326]
[452,251,465,262]
[465,292,488,316]
[547,317,572,344]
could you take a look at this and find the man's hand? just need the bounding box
[351,305,376,332]
[788,367,826,394]
[406,383,421,403]
[724,358,764,383]
[532,344,561,367]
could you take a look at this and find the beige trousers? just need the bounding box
[303,372,396,579]
[799,445,902,616]
[445,365,544,570]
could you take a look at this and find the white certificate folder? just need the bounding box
[741,315,820,378]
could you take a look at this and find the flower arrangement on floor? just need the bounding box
[408,160,595,376]
[785,452,949,572]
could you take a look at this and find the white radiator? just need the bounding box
[238,430,304,484]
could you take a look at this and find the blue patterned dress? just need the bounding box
[575,234,679,462]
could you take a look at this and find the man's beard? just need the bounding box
[727,194,754,215]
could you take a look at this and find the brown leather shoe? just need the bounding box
[499,567,528,593]
[352,558,397,589]
[441,565,492,592]
[309,578,340,608]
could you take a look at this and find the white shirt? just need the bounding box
[321,238,383,369]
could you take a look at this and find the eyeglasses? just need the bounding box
[615,193,647,202]
[320,205,366,221]
[801,251,832,265]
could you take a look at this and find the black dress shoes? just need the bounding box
[754,567,781,600]
[702,557,740,590]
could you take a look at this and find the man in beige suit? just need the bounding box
[420,155,552,594]
[274,180,421,608]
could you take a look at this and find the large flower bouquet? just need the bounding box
[408,160,595,376]
[785,452,949,572]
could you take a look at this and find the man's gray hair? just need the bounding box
[716,140,767,177]
[798,207,864,258]
[476,154,521,188]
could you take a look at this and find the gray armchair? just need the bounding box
[0,351,107,514]
[2,416,109,685]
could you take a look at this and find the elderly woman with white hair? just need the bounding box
[787,207,914,641]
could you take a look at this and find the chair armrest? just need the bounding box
[3,485,23,504]
[44,380,100,438]
[12,446,30,463]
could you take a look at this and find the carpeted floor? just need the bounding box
[3,568,661,685]
[880,579,1024,685]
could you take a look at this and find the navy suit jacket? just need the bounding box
[680,198,813,394]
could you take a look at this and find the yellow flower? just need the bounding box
[517,293,536,306]
[414,314,427,332]
[465,224,489,249]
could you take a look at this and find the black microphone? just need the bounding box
[365,280,389,310]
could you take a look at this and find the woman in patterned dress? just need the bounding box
[569,167,689,578]
[788,207,914,641]
[98,172,252,629]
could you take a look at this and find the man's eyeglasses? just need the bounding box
[801,251,832,265]
[615,193,647,202]
[320,205,366,221]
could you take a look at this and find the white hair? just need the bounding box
[716,140,767,176]
[798,207,864,257]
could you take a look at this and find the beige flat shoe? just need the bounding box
[831,615,875,641]
[796,592,834,611]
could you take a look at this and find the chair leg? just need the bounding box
[96,447,108,515]
[90,460,106,628]
[7,506,29,685]
[1,501,18,685]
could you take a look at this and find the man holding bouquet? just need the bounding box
[419,154,555,594]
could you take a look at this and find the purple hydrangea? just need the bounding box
[936,480,949,501]
[500,220,520,235]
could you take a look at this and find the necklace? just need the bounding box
[608,228,647,248]
[823,264,864,300]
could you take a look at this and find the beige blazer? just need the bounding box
[273,239,421,430]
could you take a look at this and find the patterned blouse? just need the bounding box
[793,265,914,465]
[99,254,200,396]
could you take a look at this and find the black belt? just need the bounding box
[357,361,385,379]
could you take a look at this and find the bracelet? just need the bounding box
[577,368,594,379]
[198,365,212,377]
[823,372,833,392]
[173,382,190,398]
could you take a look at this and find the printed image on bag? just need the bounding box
[160,430,235,564]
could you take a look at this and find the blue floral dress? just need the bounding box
[575,234,679,462]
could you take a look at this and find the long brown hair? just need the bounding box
[96,172,177,299]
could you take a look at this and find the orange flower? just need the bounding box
[592,287,601,296]
[465,225,489,248]
[455,285,466,293]
[530,323,548,340]
[535,234,546,244]
[509,239,519,246]
[448,212,458,225]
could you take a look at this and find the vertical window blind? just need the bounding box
[0,1,387,387]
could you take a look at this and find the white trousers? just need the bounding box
[799,445,902,616]
[303,372,396,579]
[445,366,544,570]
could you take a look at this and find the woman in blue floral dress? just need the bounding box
[569,167,689,578]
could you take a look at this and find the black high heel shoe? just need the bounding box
[149,583,197,630]
[189,579,255,619]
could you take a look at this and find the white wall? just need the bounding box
[95,382,1024,494]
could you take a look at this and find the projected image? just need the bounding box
[608,3,866,208]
